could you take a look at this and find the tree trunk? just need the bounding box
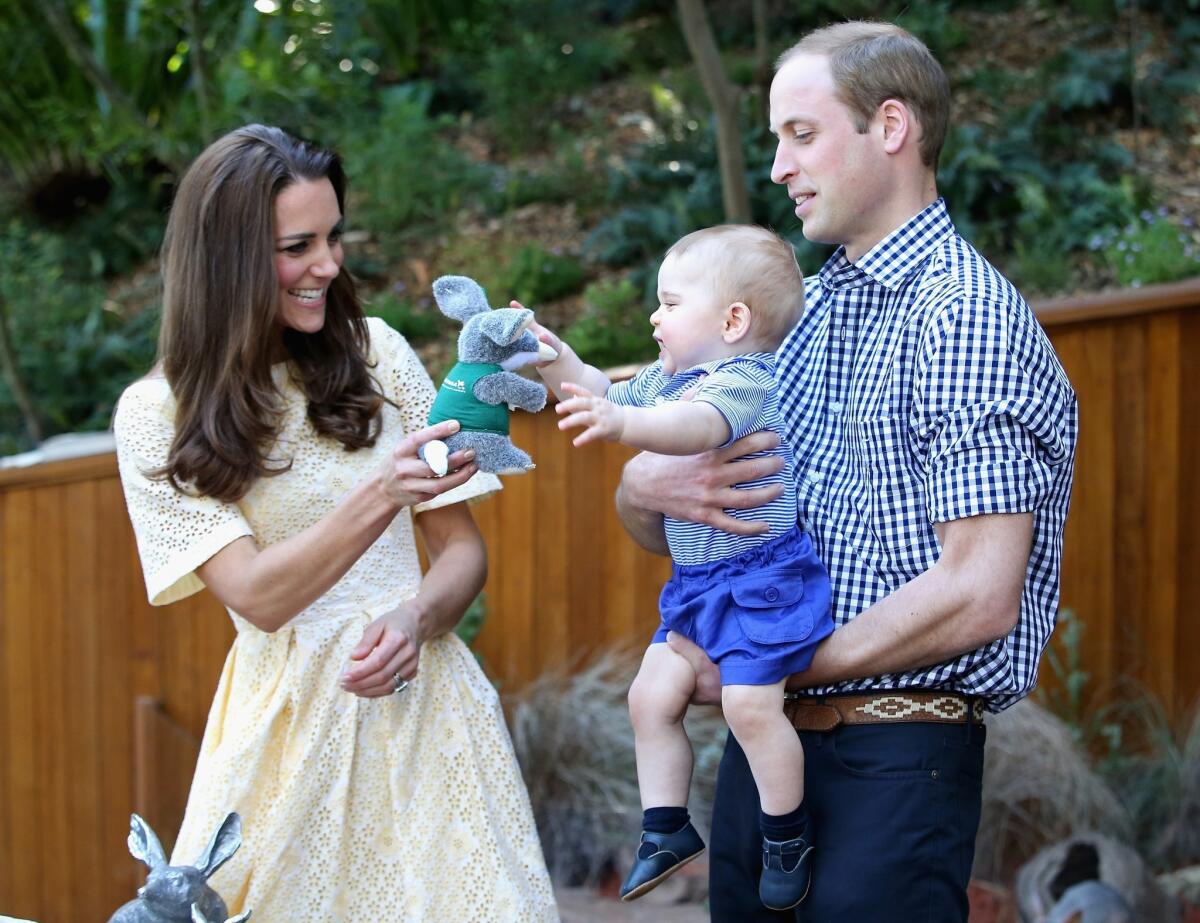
[752,0,772,127]
[0,294,43,446]
[676,0,752,224]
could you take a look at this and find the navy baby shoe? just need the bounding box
[759,833,814,910]
[619,822,706,901]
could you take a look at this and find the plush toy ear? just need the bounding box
[432,275,490,322]
[477,307,534,346]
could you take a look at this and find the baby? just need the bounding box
[532,225,834,911]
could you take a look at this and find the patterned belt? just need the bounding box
[782,691,986,732]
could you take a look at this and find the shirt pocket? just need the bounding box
[729,567,813,644]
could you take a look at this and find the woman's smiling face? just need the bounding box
[273,177,344,337]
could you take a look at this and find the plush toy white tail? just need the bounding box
[422,439,450,476]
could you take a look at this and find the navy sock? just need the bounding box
[760,802,810,843]
[643,806,690,834]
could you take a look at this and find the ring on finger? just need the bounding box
[392,671,409,694]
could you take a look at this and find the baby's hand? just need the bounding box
[511,301,563,367]
[556,382,625,446]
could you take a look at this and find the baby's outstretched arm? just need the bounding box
[557,382,731,454]
[519,308,612,400]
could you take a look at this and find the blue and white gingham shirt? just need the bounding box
[609,354,798,565]
[776,198,1078,711]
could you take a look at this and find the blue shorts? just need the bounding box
[653,526,835,686]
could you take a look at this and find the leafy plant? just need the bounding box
[497,245,587,306]
[339,82,491,234]
[563,277,657,370]
[0,222,158,454]
[1089,210,1200,288]
[364,288,448,345]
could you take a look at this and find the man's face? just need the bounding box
[769,54,889,262]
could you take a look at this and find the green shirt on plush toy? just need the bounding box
[428,362,510,436]
[417,275,556,476]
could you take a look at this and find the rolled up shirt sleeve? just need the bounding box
[914,295,1076,523]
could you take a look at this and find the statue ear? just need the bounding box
[127,814,167,871]
[432,275,490,322]
[722,302,752,345]
[193,812,242,879]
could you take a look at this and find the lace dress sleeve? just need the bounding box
[366,317,502,513]
[112,379,254,606]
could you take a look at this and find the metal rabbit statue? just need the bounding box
[191,904,251,923]
[108,812,248,923]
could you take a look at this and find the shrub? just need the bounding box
[497,245,588,306]
[0,222,158,454]
[504,647,726,886]
[338,83,493,234]
[1089,210,1200,288]
[563,277,657,370]
[363,288,448,345]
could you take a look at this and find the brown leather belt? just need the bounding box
[783,691,985,732]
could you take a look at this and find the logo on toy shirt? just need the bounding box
[443,377,467,394]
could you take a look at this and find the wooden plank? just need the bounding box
[531,402,571,675]
[1035,276,1200,329]
[96,474,141,906]
[62,478,105,918]
[1175,310,1200,709]
[32,483,71,921]
[1110,320,1147,688]
[1046,326,1117,700]
[0,452,117,489]
[1,488,41,918]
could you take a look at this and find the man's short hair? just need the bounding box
[777,21,950,169]
[667,225,805,351]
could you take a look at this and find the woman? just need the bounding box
[113,124,558,920]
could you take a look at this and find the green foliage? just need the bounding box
[430,0,636,153]
[1039,607,1200,871]
[339,83,491,234]
[455,592,487,648]
[0,222,158,454]
[1090,209,1200,288]
[562,277,657,370]
[364,288,448,345]
[496,245,587,306]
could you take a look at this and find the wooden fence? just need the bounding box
[1,278,1197,921]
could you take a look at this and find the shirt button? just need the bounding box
[764,587,780,602]
[829,401,843,414]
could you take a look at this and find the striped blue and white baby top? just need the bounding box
[608,354,798,566]
[775,198,1078,710]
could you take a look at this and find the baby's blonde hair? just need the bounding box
[665,225,805,351]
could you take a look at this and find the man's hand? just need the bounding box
[620,430,785,536]
[556,382,627,446]
[665,631,722,705]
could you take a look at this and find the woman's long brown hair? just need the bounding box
[156,124,384,502]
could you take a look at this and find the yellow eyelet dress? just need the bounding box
[113,318,559,921]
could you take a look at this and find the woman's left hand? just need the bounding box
[340,604,426,697]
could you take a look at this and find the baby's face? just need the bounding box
[651,252,732,375]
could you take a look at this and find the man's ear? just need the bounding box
[723,302,752,345]
[878,98,912,155]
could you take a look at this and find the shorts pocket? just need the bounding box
[729,567,813,644]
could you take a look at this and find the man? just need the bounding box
[615,21,1078,921]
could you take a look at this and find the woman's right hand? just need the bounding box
[376,419,478,509]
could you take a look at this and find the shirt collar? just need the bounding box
[818,198,955,293]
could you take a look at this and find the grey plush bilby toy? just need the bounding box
[421,274,557,475]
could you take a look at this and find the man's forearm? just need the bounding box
[791,512,1032,689]
[614,474,670,556]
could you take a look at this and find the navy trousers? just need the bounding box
[708,719,986,923]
